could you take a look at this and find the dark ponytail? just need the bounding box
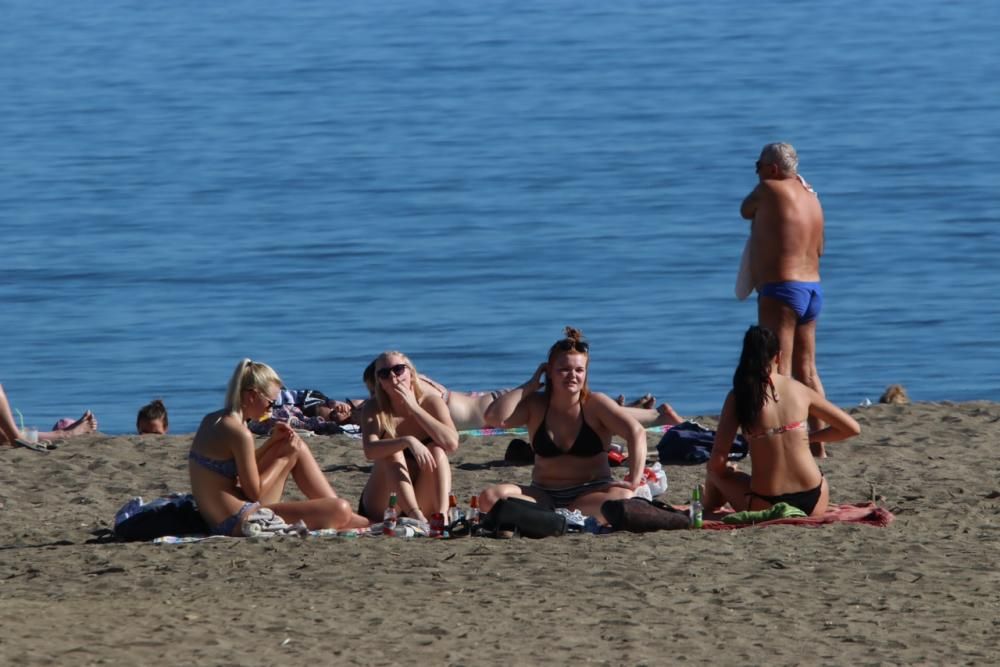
[732,326,779,431]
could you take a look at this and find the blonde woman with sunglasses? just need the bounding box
[188,359,369,536]
[357,351,459,525]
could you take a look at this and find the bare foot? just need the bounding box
[637,394,656,409]
[57,411,99,437]
[653,403,683,426]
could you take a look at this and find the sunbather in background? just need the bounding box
[0,381,98,451]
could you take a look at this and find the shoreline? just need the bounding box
[2,400,998,665]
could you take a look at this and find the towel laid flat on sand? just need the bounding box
[703,502,894,531]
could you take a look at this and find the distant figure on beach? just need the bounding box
[188,359,368,535]
[358,351,459,525]
[741,142,829,456]
[703,326,860,517]
[137,399,169,435]
[0,382,97,451]
[478,328,647,522]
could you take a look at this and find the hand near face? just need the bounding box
[528,362,546,390]
[389,377,420,412]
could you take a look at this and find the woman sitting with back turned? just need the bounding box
[478,327,647,520]
[704,326,861,517]
[358,351,459,525]
[189,359,368,536]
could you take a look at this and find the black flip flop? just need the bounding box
[14,438,51,453]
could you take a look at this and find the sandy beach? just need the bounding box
[2,400,998,666]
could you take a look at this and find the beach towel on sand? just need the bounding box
[703,502,894,531]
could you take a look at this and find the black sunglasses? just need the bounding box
[553,339,589,353]
[376,363,409,380]
[257,391,277,411]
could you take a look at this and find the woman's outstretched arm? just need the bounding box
[484,363,545,427]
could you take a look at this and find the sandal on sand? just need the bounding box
[600,498,690,533]
[14,438,53,453]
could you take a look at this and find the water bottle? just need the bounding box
[689,485,703,529]
[447,493,463,525]
[468,495,480,527]
[383,492,399,537]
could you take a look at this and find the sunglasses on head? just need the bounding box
[554,339,589,353]
[376,363,409,380]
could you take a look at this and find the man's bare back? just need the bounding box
[742,168,824,287]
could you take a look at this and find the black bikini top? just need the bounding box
[532,406,605,458]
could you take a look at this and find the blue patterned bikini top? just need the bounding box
[188,449,238,479]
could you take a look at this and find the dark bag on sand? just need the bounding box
[601,497,691,533]
[114,493,209,541]
[656,420,749,465]
[480,497,567,539]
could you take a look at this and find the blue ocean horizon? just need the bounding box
[2,2,998,433]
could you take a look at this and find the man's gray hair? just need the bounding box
[759,142,798,174]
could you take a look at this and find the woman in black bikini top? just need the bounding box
[702,326,861,517]
[478,327,647,523]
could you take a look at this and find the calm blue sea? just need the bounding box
[2,1,998,434]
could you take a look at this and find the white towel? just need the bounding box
[735,237,754,300]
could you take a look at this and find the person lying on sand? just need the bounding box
[357,351,459,525]
[188,359,368,535]
[478,327,646,523]
[0,382,98,451]
[371,364,681,432]
[247,389,359,436]
[137,399,168,435]
[703,326,860,517]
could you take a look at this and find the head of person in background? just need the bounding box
[137,399,169,435]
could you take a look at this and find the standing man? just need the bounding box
[740,142,828,456]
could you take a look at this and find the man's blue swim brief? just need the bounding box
[758,281,823,324]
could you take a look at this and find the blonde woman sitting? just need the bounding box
[357,351,459,525]
[188,359,368,535]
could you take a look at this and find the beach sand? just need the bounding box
[2,401,998,666]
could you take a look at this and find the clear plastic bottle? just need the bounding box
[448,493,463,525]
[689,485,703,529]
[383,493,399,537]
[468,495,480,526]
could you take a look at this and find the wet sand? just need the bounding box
[2,401,998,665]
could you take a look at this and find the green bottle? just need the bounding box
[690,485,703,529]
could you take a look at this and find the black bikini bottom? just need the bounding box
[746,476,824,515]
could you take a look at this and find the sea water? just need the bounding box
[1,1,998,433]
